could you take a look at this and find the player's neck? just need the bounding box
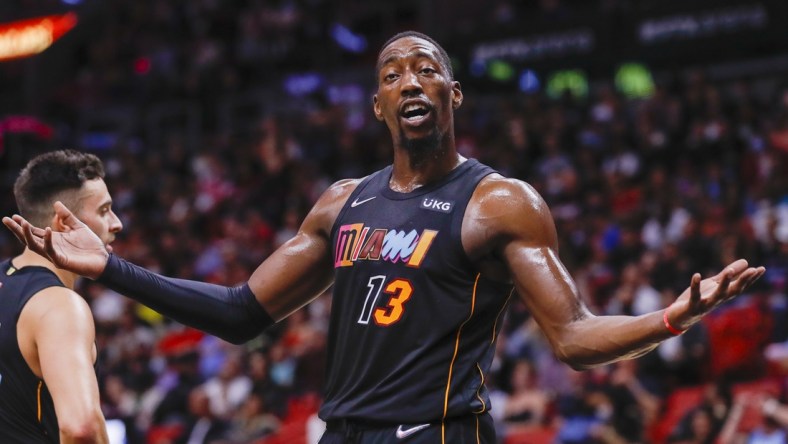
[13,249,78,289]
[389,149,464,193]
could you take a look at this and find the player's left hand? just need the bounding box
[666,259,765,331]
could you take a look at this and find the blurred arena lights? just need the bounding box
[469,59,486,77]
[546,69,588,99]
[487,60,515,82]
[615,62,655,99]
[133,56,152,75]
[327,84,364,105]
[518,69,541,93]
[330,23,368,53]
[283,72,324,96]
[0,13,77,62]
[0,115,54,153]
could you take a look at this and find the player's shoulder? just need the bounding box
[315,177,365,209]
[24,286,91,321]
[463,173,557,257]
[471,173,556,237]
[473,173,548,213]
[326,177,365,198]
[305,177,366,234]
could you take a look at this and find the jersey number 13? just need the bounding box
[357,276,413,326]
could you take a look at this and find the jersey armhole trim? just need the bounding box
[36,380,43,422]
[329,173,378,243]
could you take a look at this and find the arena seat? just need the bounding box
[648,385,704,444]
[504,425,558,444]
[256,393,320,444]
[705,301,772,379]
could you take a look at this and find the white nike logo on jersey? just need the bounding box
[350,196,376,207]
[395,423,430,439]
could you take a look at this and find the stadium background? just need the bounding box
[1,0,787,443]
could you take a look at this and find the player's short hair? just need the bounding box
[13,149,105,227]
[376,31,454,82]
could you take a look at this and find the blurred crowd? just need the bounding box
[1,1,788,443]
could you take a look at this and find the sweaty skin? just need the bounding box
[3,37,766,372]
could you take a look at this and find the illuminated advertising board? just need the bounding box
[0,13,78,62]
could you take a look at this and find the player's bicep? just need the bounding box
[249,229,334,319]
[248,178,358,319]
[488,180,592,350]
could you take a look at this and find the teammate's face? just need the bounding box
[73,179,122,248]
[373,37,462,153]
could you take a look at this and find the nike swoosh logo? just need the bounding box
[395,423,430,439]
[350,196,376,208]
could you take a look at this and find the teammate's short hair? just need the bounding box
[376,31,454,82]
[13,149,105,227]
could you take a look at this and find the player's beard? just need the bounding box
[401,126,444,166]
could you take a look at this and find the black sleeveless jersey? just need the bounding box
[0,260,63,443]
[321,159,514,423]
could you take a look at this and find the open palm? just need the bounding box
[3,201,110,279]
[668,259,765,331]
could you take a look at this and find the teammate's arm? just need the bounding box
[4,179,358,343]
[18,287,108,444]
[465,176,765,370]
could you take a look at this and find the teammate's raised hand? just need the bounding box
[666,259,766,331]
[3,201,110,279]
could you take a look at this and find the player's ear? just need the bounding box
[50,210,67,232]
[50,202,75,232]
[372,94,384,121]
[451,81,463,110]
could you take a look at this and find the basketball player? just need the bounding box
[0,150,120,443]
[4,32,765,443]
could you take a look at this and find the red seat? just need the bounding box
[254,393,321,444]
[504,425,558,444]
[648,386,704,444]
[705,302,772,379]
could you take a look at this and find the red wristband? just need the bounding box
[663,308,685,336]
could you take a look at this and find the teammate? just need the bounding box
[0,150,121,443]
[4,32,765,444]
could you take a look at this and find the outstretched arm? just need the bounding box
[4,179,357,343]
[465,176,765,370]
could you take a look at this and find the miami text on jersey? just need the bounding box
[334,223,438,268]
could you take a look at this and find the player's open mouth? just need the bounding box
[400,102,432,126]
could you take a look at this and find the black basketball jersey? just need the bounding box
[0,259,63,443]
[321,159,514,423]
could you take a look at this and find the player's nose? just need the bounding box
[109,210,123,233]
[400,69,422,96]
